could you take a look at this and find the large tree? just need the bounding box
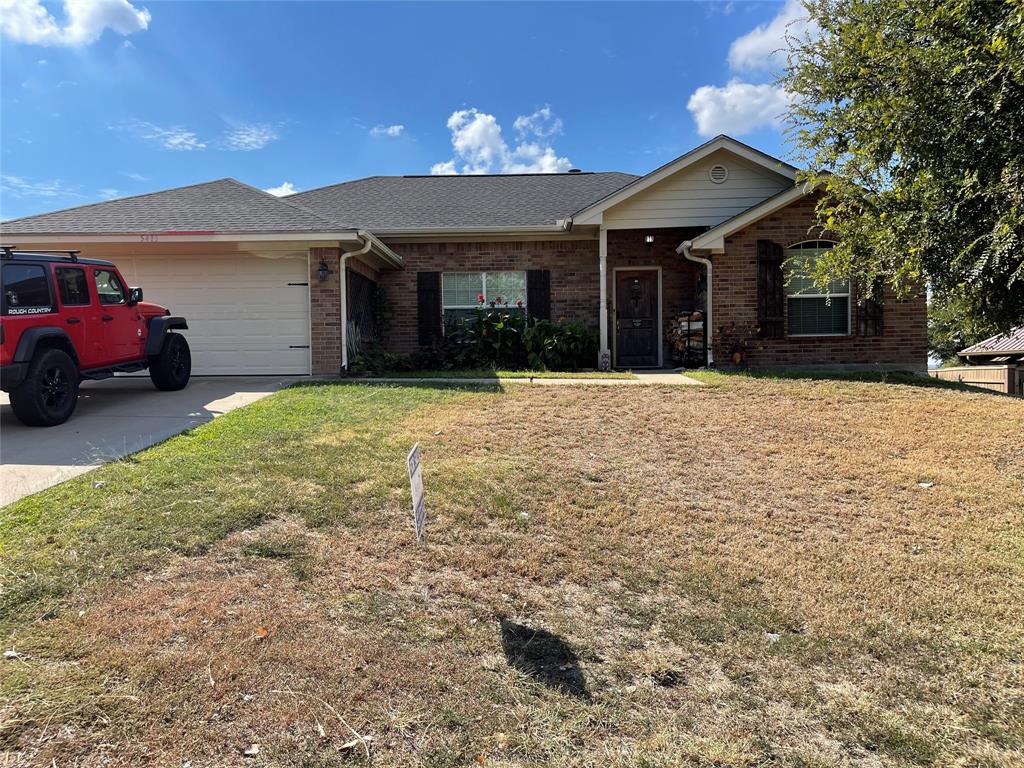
[783,0,1024,343]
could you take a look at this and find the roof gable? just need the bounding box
[1,179,344,235]
[572,135,797,227]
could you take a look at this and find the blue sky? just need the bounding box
[1,0,808,220]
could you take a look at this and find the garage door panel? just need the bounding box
[120,254,310,375]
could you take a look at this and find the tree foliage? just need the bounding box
[784,0,1024,335]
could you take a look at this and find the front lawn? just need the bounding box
[360,369,636,379]
[2,378,1022,766]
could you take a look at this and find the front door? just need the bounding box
[615,270,659,368]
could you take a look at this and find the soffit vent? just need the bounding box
[709,164,729,184]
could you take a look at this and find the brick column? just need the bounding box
[309,246,341,375]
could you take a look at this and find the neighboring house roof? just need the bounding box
[287,172,638,232]
[1,178,346,235]
[572,135,798,226]
[960,326,1024,357]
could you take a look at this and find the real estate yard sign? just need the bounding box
[408,443,426,541]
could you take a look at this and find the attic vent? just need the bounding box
[709,164,729,184]
[567,168,582,174]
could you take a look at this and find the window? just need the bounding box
[93,269,126,305]
[786,241,849,336]
[55,267,91,306]
[2,264,53,315]
[441,271,527,332]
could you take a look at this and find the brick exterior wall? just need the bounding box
[377,239,601,356]
[309,247,342,375]
[306,199,927,372]
[309,247,383,375]
[712,195,928,369]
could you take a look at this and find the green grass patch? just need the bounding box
[362,368,636,380]
[686,367,982,392]
[0,382,488,629]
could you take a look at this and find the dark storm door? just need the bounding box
[615,270,659,367]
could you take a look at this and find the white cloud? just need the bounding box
[264,181,297,196]
[1,173,81,198]
[121,171,147,181]
[728,0,817,73]
[98,187,121,199]
[223,123,277,151]
[688,79,792,137]
[117,120,205,150]
[430,160,457,176]
[512,106,562,140]
[431,107,572,175]
[370,124,404,137]
[0,0,151,47]
[686,0,815,137]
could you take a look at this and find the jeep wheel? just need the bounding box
[149,332,191,391]
[8,348,80,427]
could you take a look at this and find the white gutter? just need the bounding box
[339,232,374,373]
[677,240,714,367]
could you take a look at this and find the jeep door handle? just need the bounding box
[66,317,81,325]
[101,315,113,322]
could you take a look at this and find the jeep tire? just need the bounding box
[8,348,80,427]
[149,332,191,391]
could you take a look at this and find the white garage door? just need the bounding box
[117,253,310,375]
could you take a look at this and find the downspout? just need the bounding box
[677,240,714,367]
[339,232,373,374]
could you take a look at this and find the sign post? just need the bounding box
[407,443,426,542]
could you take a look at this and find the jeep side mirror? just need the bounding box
[128,286,143,304]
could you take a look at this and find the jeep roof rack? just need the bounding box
[0,246,80,261]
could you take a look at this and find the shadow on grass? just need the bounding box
[711,368,997,394]
[499,618,590,699]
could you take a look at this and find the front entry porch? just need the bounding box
[598,227,707,369]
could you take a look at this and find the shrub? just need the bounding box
[351,309,598,374]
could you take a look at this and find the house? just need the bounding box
[1,135,927,375]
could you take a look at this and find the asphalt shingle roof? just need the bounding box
[1,178,342,235]
[286,172,639,230]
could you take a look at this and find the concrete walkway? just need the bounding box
[356,370,704,387]
[1,376,290,507]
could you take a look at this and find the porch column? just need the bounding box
[598,226,611,370]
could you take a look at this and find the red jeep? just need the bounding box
[1,247,191,426]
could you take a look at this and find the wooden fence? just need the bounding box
[929,365,1023,396]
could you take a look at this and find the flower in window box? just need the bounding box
[496,296,505,306]
[476,293,484,304]
[516,299,523,308]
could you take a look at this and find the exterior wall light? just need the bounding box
[318,260,330,281]
[645,234,655,247]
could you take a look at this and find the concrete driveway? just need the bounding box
[1,376,292,507]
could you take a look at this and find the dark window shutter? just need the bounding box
[858,287,884,336]
[527,269,551,320]
[756,239,785,339]
[417,271,441,347]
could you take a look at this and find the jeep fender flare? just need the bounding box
[144,316,189,357]
[13,326,77,364]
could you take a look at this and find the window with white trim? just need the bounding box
[786,241,850,336]
[441,271,527,332]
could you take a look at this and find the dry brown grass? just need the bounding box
[2,377,1022,767]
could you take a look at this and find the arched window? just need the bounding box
[786,240,850,336]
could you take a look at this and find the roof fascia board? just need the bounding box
[351,230,404,269]
[688,185,809,253]
[572,136,798,226]
[371,225,567,237]
[0,232,363,244]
